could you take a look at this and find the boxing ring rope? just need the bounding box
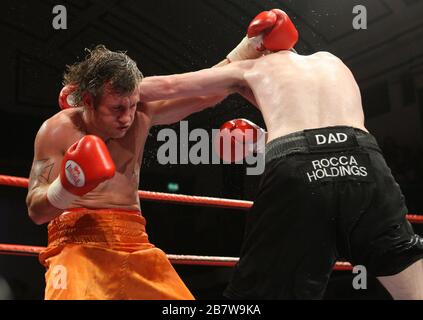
[0,175,253,210]
[2,174,422,220]
[0,243,354,270]
[1,174,422,272]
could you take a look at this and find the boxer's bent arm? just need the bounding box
[139,60,252,102]
[26,159,62,224]
[26,124,64,225]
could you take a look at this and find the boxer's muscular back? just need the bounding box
[28,108,151,212]
[245,51,367,142]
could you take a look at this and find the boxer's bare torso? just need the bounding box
[28,107,151,212]
[243,51,367,142]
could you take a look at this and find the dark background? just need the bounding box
[0,0,422,300]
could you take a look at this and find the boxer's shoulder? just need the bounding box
[44,109,82,134]
[36,109,84,151]
[308,51,344,66]
[310,51,337,58]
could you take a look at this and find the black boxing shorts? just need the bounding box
[224,126,423,300]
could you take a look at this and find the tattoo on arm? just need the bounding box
[29,159,55,188]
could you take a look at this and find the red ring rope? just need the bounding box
[0,243,353,270]
[1,174,421,271]
[1,175,422,222]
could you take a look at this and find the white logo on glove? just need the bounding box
[65,160,85,187]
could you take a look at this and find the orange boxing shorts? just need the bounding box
[39,208,194,300]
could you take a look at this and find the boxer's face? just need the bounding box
[86,84,140,139]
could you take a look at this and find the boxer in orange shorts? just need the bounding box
[26,45,233,300]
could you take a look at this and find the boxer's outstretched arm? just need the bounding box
[143,59,237,125]
[139,60,252,103]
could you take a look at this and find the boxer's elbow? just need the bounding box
[27,206,44,225]
[27,200,44,225]
[26,193,53,225]
[28,208,51,225]
[28,213,45,225]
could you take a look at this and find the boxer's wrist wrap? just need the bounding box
[227,36,263,62]
[47,177,80,210]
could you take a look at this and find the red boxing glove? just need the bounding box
[214,119,266,163]
[227,9,298,62]
[58,84,78,109]
[247,9,298,52]
[47,135,116,209]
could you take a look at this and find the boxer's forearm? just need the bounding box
[150,95,227,125]
[27,186,62,225]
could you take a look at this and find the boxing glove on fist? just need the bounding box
[227,9,298,62]
[214,119,266,163]
[58,84,78,109]
[248,9,298,52]
[47,135,116,209]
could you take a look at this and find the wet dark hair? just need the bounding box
[63,44,143,107]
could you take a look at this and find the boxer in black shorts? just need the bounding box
[137,9,423,298]
[223,126,423,299]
